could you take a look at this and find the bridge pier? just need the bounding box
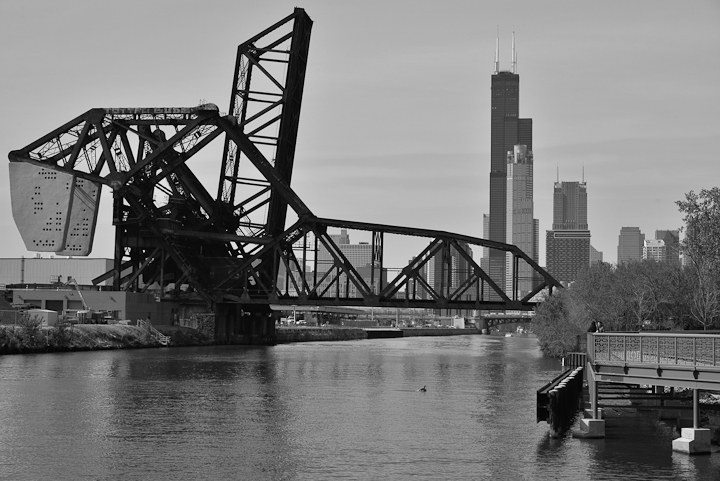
[476,317,489,334]
[215,303,276,345]
[574,364,605,439]
[672,389,711,454]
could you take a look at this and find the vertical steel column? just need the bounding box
[694,389,700,428]
[480,272,485,301]
[513,255,519,301]
[439,241,447,302]
[301,232,308,294]
[112,191,123,290]
[313,234,318,290]
[160,247,165,294]
[371,230,376,294]
[371,231,383,295]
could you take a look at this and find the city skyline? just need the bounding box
[0,1,718,269]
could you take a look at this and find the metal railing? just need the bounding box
[589,332,720,368]
[137,319,171,346]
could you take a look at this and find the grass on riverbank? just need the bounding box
[0,320,212,355]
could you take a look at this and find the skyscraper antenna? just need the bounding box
[494,26,500,74]
[582,165,585,183]
[511,30,516,74]
[557,164,559,183]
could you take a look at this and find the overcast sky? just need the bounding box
[1,0,719,268]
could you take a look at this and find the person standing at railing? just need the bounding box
[596,321,605,333]
[588,321,597,333]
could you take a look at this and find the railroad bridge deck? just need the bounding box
[6,9,561,344]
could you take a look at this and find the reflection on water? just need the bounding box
[1,337,719,480]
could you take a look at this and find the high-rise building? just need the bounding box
[617,227,644,264]
[505,145,538,297]
[487,33,532,297]
[420,241,473,315]
[546,181,590,284]
[314,229,385,297]
[643,239,666,262]
[655,229,680,265]
[552,181,588,230]
[590,245,604,264]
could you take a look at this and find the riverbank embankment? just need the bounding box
[276,327,367,343]
[276,326,482,343]
[0,323,482,354]
[403,327,481,337]
[0,323,212,355]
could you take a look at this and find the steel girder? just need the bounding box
[8,9,313,304]
[218,7,312,240]
[7,105,300,303]
[212,216,563,311]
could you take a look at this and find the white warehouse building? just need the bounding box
[0,256,114,287]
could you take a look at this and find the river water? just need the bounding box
[1,335,719,480]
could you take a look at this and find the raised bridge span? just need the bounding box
[7,9,560,344]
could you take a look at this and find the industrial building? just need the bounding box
[0,256,202,325]
[0,256,113,287]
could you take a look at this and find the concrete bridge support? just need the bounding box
[215,303,276,345]
[672,389,711,454]
[574,364,605,439]
[476,317,489,334]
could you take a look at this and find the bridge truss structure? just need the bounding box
[8,9,561,340]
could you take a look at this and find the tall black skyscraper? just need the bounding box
[487,34,532,294]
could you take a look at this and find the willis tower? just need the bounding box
[487,33,532,297]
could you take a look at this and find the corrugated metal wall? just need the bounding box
[0,258,113,286]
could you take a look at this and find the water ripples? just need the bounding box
[1,337,720,479]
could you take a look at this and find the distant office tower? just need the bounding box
[552,181,588,230]
[546,181,590,284]
[617,227,645,263]
[487,33,532,297]
[643,239,666,262]
[590,245,603,264]
[315,229,385,296]
[421,242,473,297]
[421,241,473,315]
[481,214,490,300]
[655,229,680,265]
[482,214,490,266]
[505,145,538,297]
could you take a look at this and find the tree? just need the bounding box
[676,187,720,329]
[533,289,585,357]
[567,263,617,328]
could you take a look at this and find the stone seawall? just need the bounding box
[275,327,481,343]
[275,327,367,343]
[402,328,481,337]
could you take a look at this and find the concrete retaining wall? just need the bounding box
[402,328,481,337]
[275,327,481,344]
[276,327,367,343]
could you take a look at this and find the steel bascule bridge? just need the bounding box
[8,9,561,344]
